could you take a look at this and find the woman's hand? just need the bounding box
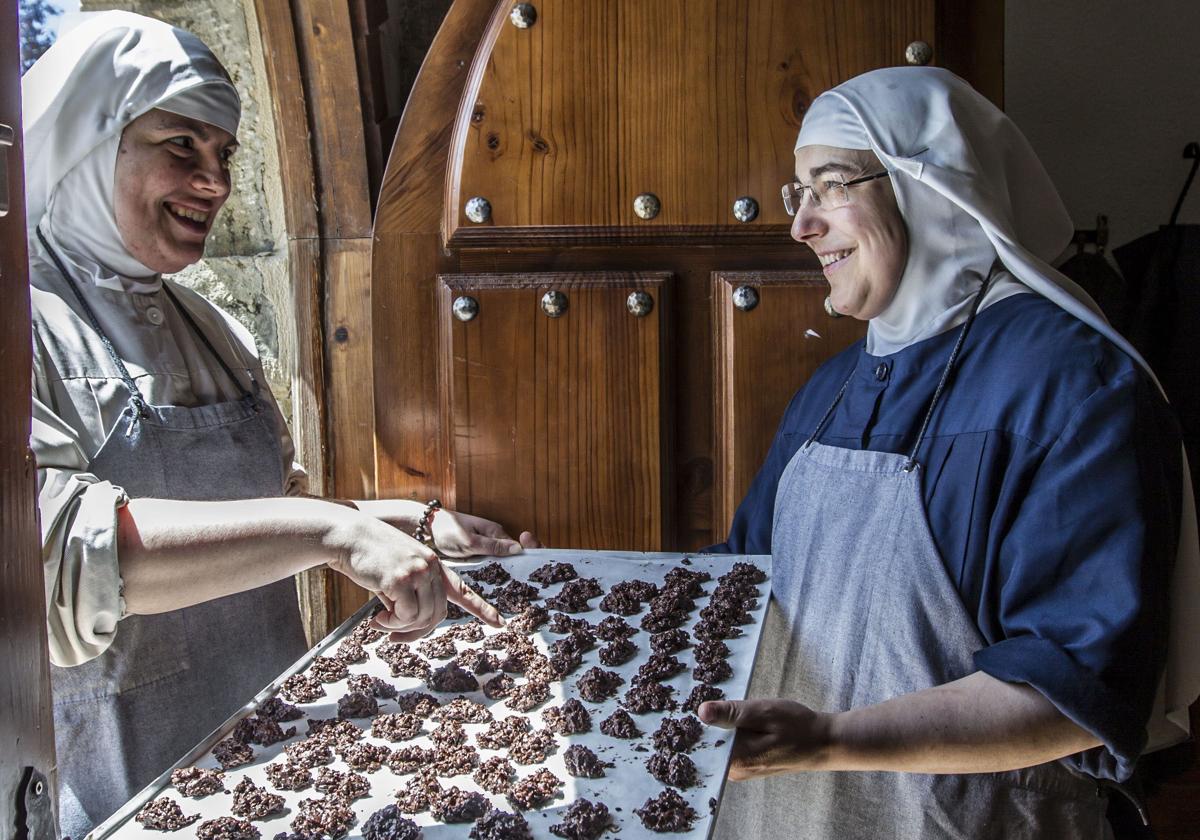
[699,699,836,780]
[431,509,541,558]
[325,512,503,638]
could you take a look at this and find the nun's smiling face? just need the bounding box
[113,109,237,274]
[791,145,907,320]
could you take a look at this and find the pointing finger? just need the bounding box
[443,565,505,628]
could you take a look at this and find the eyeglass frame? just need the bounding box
[781,170,891,216]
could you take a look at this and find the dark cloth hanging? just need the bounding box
[1114,225,1200,497]
[1058,250,1133,333]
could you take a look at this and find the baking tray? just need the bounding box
[88,549,772,840]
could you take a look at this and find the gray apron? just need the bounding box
[715,279,1110,839]
[39,235,308,840]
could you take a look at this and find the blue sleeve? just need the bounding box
[706,392,806,554]
[973,370,1181,781]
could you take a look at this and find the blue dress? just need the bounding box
[710,292,1182,781]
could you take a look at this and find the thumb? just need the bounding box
[698,700,745,729]
[470,535,522,557]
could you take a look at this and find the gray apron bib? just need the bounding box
[40,234,308,840]
[715,278,1109,839]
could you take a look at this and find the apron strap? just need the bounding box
[161,283,257,400]
[37,225,149,415]
[806,262,1001,469]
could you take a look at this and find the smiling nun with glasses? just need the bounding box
[701,67,1200,838]
[24,13,538,838]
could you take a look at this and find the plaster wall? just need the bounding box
[1005,0,1200,251]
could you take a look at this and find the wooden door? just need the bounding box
[712,271,868,532]
[0,4,57,838]
[360,0,1002,616]
[438,272,668,548]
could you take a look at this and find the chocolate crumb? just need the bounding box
[547,613,594,635]
[306,718,363,747]
[542,698,591,735]
[682,683,724,714]
[476,716,532,750]
[650,629,690,656]
[346,674,398,699]
[197,817,259,840]
[431,720,468,747]
[646,750,699,788]
[622,680,677,714]
[291,798,355,839]
[417,635,458,660]
[562,745,610,779]
[431,787,489,823]
[465,562,512,585]
[507,768,564,811]
[361,805,420,840]
[433,743,480,776]
[634,789,698,833]
[473,756,516,794]
[504,679,550,712]
[529,561,579,586]
[508,605,550,634]
[314,768,371,801]
[599,708,642,739]
[372,713,422,742]
[259,697,304,722]
[281,674,325,704]
[170,767,225,798]
[508,729,557,765]
[394,771,442,814]
[594,616,636,641]
[232,778,285,820]
[597,638,637,666]
[576,667,625,703]
[433,697,494,724]
[308,656,349,683]
[693,659,733,684]
[337,691,379,719]
[652,716,703,752]
[283,739,333,769]
[264,762,312,792]
[469,809,531,840]
[136,797,199,831]
[429,662,480,693]
[491,580,540,614]
[483,673,517,700]
[337,741,391,772]
[334,637,367,664]
[213,738,254,770]
[550,799,613,840]
[387,745,434,775]
[637,653,686,682]
[395,691,441,718]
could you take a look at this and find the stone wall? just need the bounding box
[82,0,294,420]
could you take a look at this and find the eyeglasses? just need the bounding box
[781,170,890,216]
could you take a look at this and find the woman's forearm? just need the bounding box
[117,496,357,614]
[827,671,1101,773]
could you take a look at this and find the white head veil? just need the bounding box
[22,11,240,289]
[797,66,1199,751]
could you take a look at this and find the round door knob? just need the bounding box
[541,290,568,318]
[905,40,932,65]
[627,291,654,317]
[733,285,759,312]
[510,3,537,28]
[465,196,492,223]
[633,193,661,220]
[732,196,759,223]
[453,295,480,322]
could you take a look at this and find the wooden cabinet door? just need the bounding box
[437,272,668,549]
[712,271,867,535]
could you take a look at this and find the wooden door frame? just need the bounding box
[1,1,57,837]
[253,0,376,640]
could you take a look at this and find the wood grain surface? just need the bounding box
[0,3,57,834]
[446,0,935,241]
[712,271,868,536]
[439,272,669,549]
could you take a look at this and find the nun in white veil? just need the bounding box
[703,66,1199,839]
[24,13,529,836]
